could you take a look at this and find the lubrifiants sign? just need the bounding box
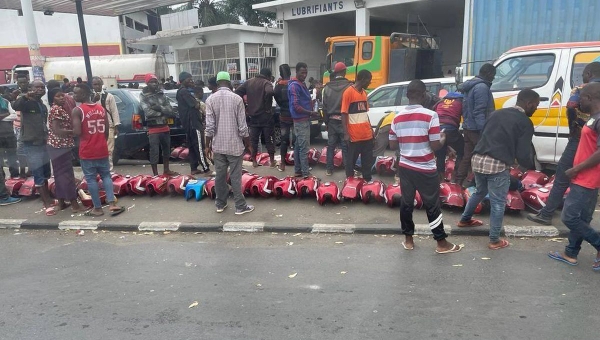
[291,1,345,17]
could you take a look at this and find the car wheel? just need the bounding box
[112,150,120,166]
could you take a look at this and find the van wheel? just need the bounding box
[530,145,542,170]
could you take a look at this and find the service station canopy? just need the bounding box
[0,0,188,16]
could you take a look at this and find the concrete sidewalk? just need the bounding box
[0,158,572,238]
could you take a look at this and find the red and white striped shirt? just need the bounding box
[389,105,440,173]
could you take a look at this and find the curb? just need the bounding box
[0,219,566,237]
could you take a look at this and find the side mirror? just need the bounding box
[455,66,464,84]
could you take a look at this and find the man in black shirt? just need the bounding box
[12,80,54,214]
[177,72,210,175]
[458,89,539,250]
[273,64,292,172]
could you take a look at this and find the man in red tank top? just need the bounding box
[549,82,600,270]
[72,84,124,216]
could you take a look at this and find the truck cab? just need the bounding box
[486,42,600,167]
[324,33,443,90]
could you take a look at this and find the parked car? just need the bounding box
[106,88,186,165]
[164,87,211,103]
[320,77,470,140]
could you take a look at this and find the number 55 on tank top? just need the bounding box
[79,103,109,160]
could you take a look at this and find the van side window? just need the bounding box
[571,52,600,87]
[362,41,373,60]
[491,54,555,92]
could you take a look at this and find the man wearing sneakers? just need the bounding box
[389,80,461,254]
[458,89,539,250]
[322,62,351,176]
[205,71,254,215]
[528,62,600,225]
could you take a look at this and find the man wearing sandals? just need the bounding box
[549,82,600,270]
[389,80,462,254]
[72,84,124,217]
[458,89,539,250]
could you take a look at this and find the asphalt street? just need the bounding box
[0,230,598,340]
[0,141,577,233]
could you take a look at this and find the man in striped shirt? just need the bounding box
[389,80,462,254]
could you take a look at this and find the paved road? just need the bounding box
[0,230,598,340]
[1,144,577,234]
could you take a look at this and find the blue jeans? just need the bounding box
[461,169,510,243]
[326,120,347,171]
[540,137,579,218]
[80,158,115,209]
[562,183,600,258]
[23,142,51,186]
[293,120,310,176]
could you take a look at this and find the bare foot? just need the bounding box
[163,170,179,176]
[402,235,414,250]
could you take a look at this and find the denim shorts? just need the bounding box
[23,142,51,186]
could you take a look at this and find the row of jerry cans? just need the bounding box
[238,174,392,206]
[4,173,198,199]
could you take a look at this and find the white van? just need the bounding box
[479,41,600,168]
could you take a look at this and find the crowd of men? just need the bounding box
[2,61,600,267]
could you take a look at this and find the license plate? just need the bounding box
[311,120,319,125]
[167,118,174,125]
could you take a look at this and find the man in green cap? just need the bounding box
[205,71,254,215]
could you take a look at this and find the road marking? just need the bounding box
[0,219,26,229]
[58,220,100,230]
[138,222,181,232]
[223,222,265,232]
[311,224,356,233]
[504,225,559,237]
